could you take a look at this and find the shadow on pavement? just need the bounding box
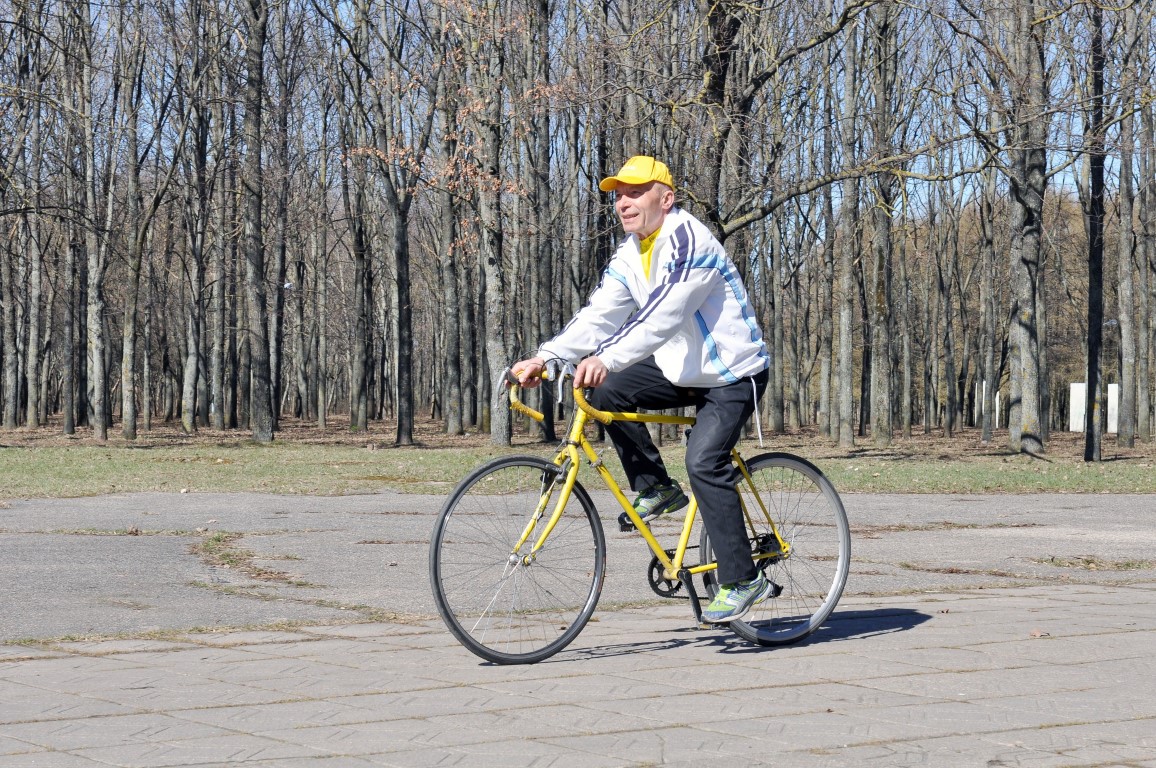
[551,608,932,662]
[805,607,933,642]
[714,607,934,653]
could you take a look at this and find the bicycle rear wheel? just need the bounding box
[429,455,606,664]
[700,452,850,646]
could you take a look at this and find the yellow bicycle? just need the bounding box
[429,373,851,665]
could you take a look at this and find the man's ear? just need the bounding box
[661,187,675,212]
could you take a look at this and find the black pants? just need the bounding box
[588,357,769,584]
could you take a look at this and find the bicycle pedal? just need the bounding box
[617,512,636,532]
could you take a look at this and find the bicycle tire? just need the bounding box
[700,452,850,646]
[429,455,606,664]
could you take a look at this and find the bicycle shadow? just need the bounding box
[554,607,932,662]
[709,607,934,655]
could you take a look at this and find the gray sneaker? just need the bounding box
[632,482,689,522]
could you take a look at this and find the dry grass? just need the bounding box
[3,416,1156,498]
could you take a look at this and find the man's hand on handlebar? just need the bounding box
[510,357,546,388]
[573,356,608,389]
[510,355,608,389]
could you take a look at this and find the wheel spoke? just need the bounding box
[702,453,850,646]
[430,456,605,664]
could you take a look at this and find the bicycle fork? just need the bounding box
[509,454,579,565]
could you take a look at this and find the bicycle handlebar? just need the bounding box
[503,367,614,425]
[571,386,613,425]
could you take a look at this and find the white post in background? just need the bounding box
[1069,381,1119,433]
[1070,382,1086,431]
[976,382,1003,429]
[1107,383,1119,434]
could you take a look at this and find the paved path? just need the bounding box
[1,492,1155,766]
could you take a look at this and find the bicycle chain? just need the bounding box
[647,547,699,598]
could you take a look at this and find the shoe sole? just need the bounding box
[638,494,690,523]
[702,580,776,624]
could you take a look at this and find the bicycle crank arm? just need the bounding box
[679,568,707,626]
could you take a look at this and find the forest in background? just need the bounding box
[1,0,1154,460]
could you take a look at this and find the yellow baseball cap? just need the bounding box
[599,156,675,192]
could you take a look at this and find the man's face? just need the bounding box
[614,182,674,239]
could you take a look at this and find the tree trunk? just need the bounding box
[438,92,463,435]
[316,229,329,429]
[897,224,913,438]
[531,0,555,443]
[81,0,113,441]
[1083,2,1106,461]
[393,214,415,445]
[1137,75,1155,442]
[209,100,228,431]
[979,164,997,443]
[868,3,897,447]
[769,221,785,433]
[180,275,202,434]
[23,130,43,428]
[241,0,273,443]
[121,225,144,440]
[836,22,859,448]
[0,248,17,429]
[120,78,142,440]
[63,230,77,435]
[481,157,510,444]
[475,3,510,446]
[1006,0,1048,456]
[1116,6,1138,448]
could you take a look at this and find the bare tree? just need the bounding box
[74,0,125,441]
[240,0,274,442]
[3,0,1154,451]
[1083,2,1107,460]
[978,161,999,443]
[1114,3,1141,447]
[475,0,511,446]
[121,0,189,439]
[836,18,862,448]
[866,1,899,446]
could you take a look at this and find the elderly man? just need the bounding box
[513,156,770,623]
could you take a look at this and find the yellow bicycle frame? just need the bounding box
[507,380,790,584]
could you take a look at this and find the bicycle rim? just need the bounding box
[701,452,850,646]
[429,455,606,664]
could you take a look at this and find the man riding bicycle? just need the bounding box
[512,155,771,623]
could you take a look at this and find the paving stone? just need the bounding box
[0,750,114,767]
[2,491,1155,766]
[73,734,329,767]
[169,698,372,731]
[0,713,231,751]
[0,686,143,724]
[239,757,383,767]
[0,646,67,662]
[50,640,202,655]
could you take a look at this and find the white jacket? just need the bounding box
[538,207,768,388]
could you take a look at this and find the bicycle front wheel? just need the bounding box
[700,452,850,646]
[429,455,606,664]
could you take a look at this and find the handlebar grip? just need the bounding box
[504,364,612,425]
[503,367,546,423]
[571,386,613,425]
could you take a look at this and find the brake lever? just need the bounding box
[546,359,576,401]
[494,367,517,409]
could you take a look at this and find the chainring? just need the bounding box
[647,549,683,598]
